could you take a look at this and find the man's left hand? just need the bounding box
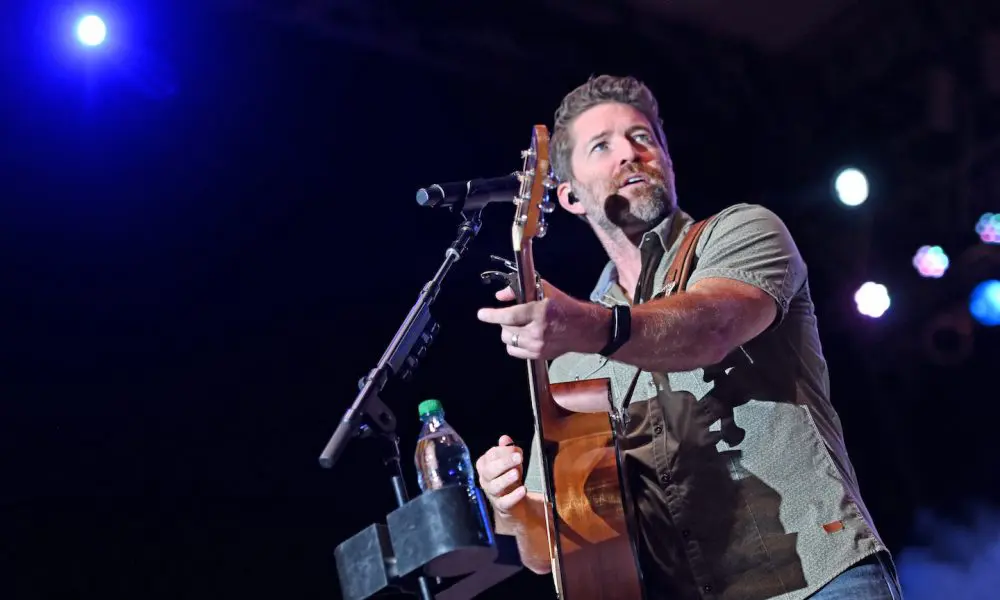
[476,280,609,360]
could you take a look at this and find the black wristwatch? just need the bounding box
[598,304,631,357]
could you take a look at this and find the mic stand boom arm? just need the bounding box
[318,208,482,471]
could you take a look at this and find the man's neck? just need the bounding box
[592,226,643,299]
[590,213,676,300]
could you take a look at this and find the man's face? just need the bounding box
[560,102,676,237]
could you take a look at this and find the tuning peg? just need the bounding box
[541,200,555,214]
[521,149,535,159]
[537,221,549,238]
[543,178,557,189]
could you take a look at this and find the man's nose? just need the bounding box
[614,138,641,165]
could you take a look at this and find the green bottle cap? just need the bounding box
[418,399,444,417]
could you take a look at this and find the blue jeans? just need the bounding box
[810,553,903,599]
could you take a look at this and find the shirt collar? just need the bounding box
[588,210,695,307]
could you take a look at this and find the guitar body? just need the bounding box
[543,377,646,600]
[506,124,644,599]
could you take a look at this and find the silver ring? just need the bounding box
[511,333,519,348]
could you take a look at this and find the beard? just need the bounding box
[577,165,676,237]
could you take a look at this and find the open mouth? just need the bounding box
[619,175,648,189]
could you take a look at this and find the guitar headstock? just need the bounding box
[512,125,556,252]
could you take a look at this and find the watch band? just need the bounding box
[599,304,631,357]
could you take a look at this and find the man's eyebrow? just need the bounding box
[626,124,653,135]
[584,129,611,148]
[581,125,655,150]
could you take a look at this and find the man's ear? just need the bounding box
[556,181,586,216]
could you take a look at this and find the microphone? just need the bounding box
[415,174,520,212]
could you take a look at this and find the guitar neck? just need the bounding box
[514,239,559,421]
[513,236,568,596]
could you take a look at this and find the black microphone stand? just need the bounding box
[319,209,484,600]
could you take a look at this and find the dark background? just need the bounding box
[3,0,1000,598]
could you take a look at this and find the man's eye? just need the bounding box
[633,133,652,143]
[591,141,608,153]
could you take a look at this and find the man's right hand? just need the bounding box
[476,435,553,575]
[476,434,527,518]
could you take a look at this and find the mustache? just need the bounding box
[615,163,665,188]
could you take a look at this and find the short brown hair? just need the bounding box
[551,75,668,183]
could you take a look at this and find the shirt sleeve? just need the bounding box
[523,433,545,494]
[686,203,807,324]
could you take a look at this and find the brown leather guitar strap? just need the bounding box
[618,215,716,412]
[664,216,715,297]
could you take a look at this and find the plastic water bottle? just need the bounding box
[414,399,475,492]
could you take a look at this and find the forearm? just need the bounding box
[593,291,742,372]
[493,492,553,574]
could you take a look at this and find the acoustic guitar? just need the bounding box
[508,125,645,599]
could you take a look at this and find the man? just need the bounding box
[474,75,902,600]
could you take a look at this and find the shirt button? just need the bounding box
[681,529,690,539]
[703,585,712,593]
[653,424,663,435]
[659,473,671,485]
